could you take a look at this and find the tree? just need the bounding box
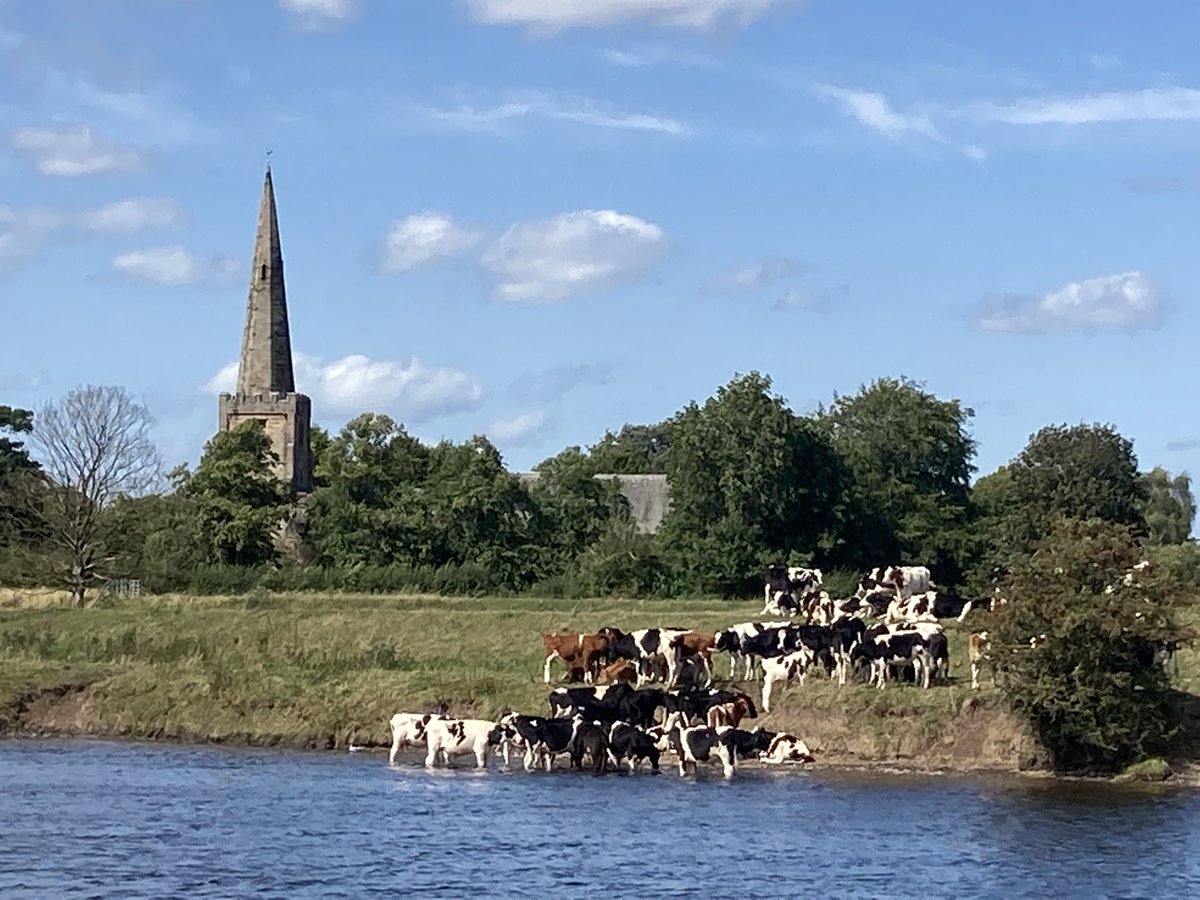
[181,421,290,566]
[661,372,844,596]
[990,520,1185,772]
[0,405,41,580]
[980,423,1146,570]
[27,386,161,606]
[818,377,976,582]
[530,446,622,567]
[0,405,37,477]
[587,422,673,474]
[1140,467,1195,545]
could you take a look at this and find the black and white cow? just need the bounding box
[760,733,816,764]
[423,718,509,768]
[558,683,667,729]
[598,626,691,686]
[857,565,931,601]
[387,712,447,766]
[568,718,609,774]
[606,721,664,773]
[548,685,616,717]
[762,565,824,618]
[849,630,935,689]
[500,713,577,771]
[663,688,759,727]
[668,724,737,779]
[715,622,789,680]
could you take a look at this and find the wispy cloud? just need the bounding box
[1122,174,1186,195]
[468,0,804,32]
[598,44,720,68]
[815,84,983,159]
[278,0,358,29]
[774,282,848,312]
[482,210,670,302]
[1166,438,1200,453]
[975,271,1164,334]
[8,125,144,176]
[380,212,482,273]
[206,353,484,422]
[488,410,552,447]
[702,257,797,295]
[979,86,1200,126]
[422,91,691,136]
[111,246,241,289]
[509,363,614,402]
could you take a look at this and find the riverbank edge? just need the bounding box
[4,678,1197,788]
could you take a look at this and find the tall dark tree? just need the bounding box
[530,446,622,567]
[0,405,37,477]
[1139,467,1195,545]
[587,422,673,474]
[27,386,161,605]
[182,420,290,566]
[661,372,844,596]
[0,405,41,577]
[818,377,976,582]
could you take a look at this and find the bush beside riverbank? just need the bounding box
[0,591,1194,775]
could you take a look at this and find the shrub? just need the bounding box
[991,519,1186,773]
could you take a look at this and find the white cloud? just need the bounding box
[76,197,186,233]
[702,257,795,295]
[423,91,690,136]
[278,0,358,28]
[815,85,937,139]
[1089,53,1121,71]
[980,87,1200,126]
[9,125,144,176]
[111,246,241,289]
[508,363,613,401]
[469,0,801,31]
[380,212,481,273]
[481,209,669,302]
[488,410,551,446]
[976,271,1164,334]
[205,353,484,422]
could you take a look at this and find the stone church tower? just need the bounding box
[218,168,313,493]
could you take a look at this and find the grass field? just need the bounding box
[0,589,1195,772]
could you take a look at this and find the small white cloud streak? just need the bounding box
[422,91,690,136]
[979,86,1200,126]
[278,0,358,28]
[469,0,802,31]
[481,209,669,302]
[205,353,484,423]
[488,410,551,446]
[112,246,241,289]
[8,125,144,176]
[976,271,1164,334]
[702,257,795,295]
[380,212,482,273]
[816,84,985,159]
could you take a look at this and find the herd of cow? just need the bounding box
[386,564,1001,779]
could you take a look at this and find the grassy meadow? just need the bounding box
[0,589,1195,771]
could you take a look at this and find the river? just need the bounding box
[2,739,1198,898]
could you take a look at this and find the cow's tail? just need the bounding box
[956,600,974,624]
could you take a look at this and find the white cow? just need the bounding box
[761,733,816,765]
[423,718,507,769]
[388,712,446,765]
[858,565,931,602]
[760,650,813,713]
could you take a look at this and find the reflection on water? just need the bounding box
[1,739,1198,898]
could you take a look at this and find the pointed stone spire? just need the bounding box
[236,166,295,395]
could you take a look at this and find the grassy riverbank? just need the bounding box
[0,590,1196,775]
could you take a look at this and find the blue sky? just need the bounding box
[1,1,1197,505]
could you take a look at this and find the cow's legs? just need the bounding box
[389,732,403,766]
[543,651,561,684]
[971,660,981,690]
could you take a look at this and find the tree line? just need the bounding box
[1,374,1196,603]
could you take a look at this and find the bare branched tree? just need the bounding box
[29,385,161,606]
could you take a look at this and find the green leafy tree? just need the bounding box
[0,405,41,580]
[587,422,673,474]
[305,414,430,567]
[991,520,1185,772]
[979,424,1146,574]
[0,405,37,477]
[530,446,622,567]
[182,421,290,566]
[1139,467,1195,545]
[818,377,976,582]
[661,372,844,596]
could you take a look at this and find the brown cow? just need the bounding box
[596,658,638,686]
[670,631,716,688]
[705,694,756,729]
[968,631,990,690]
[541,630,611,684]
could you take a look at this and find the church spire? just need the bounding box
[236,166,296,395]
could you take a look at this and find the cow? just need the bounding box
[664,688,758,726]
[886,590,977,625]
[857,565,931,602]
[668,724,737,778]
[714,622,787,680]
[760,650,812,712]
[705,693,758,729]
[850,630,934,689]
[596,658,638,686]
[559,683,667,729]
[968,631,990,690]
[669,631,716,688]
[763,565,824,618]
[597,627,691,686]
[500,713,576,771]
[548,685,615,717]
[606,721,663,773]
[387,712,446,766]
[760,733,816,765]
[778,624,838,677]
[423,718,508,769]
[736,623,793,681]
[568,718,609,774]
[541,630,611,685]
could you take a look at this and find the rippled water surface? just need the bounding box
[2,739,1199,898]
